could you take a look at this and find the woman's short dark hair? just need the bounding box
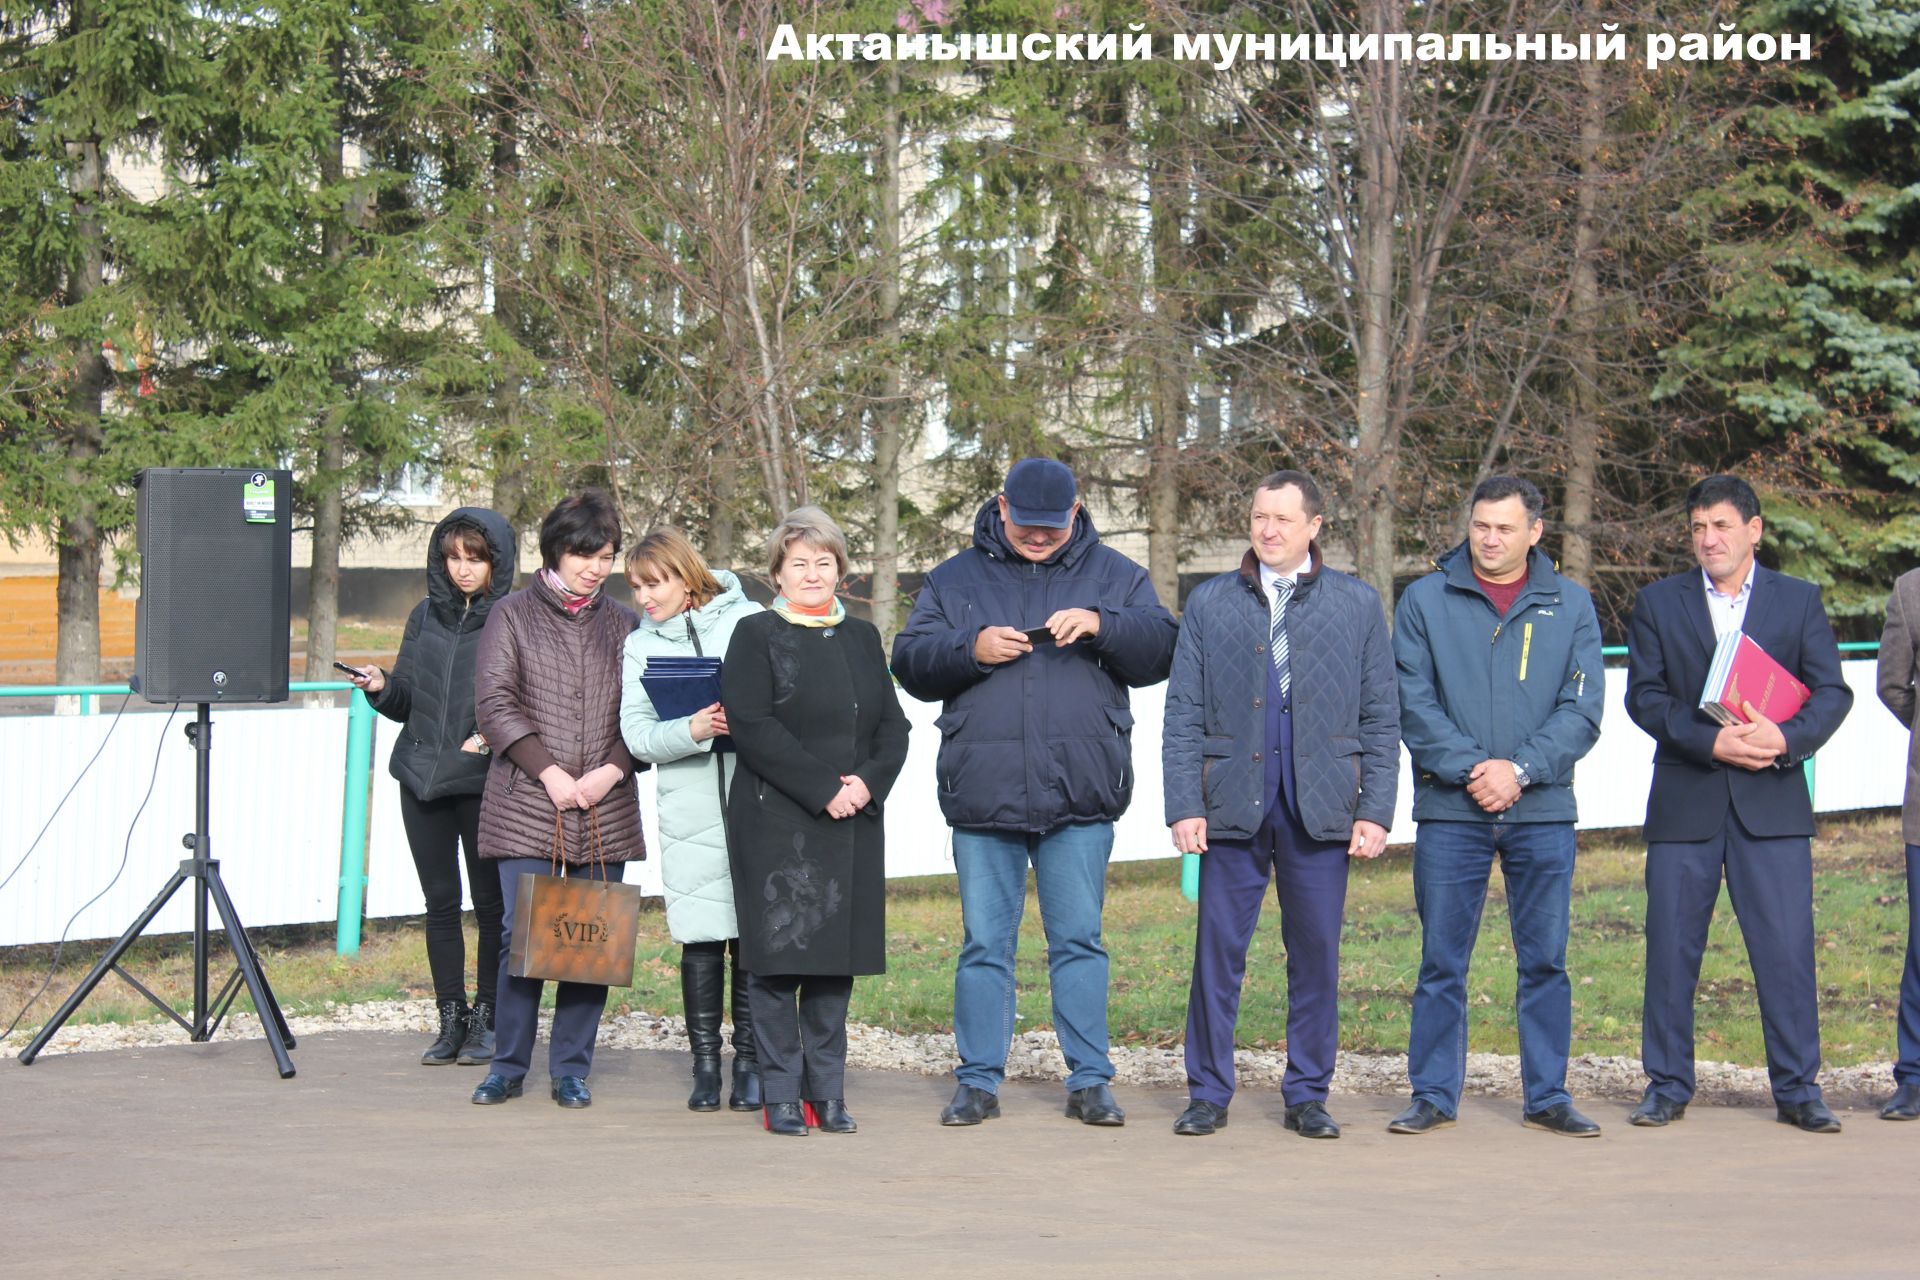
[1686,474,1761,523]
[538,490,622,569]
[438,519,490,563]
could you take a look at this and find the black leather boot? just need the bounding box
[458,998,495,1065]
[421,999,467,1066]
[683,943,725,1112]
[727,950,763,1112]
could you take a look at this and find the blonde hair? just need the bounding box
[625,527,724,610]
[766,506,849,580]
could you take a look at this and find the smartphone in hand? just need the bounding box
[1021,626,1056,646]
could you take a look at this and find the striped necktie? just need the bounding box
[1270,577,1294,698]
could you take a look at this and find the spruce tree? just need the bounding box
[0,0,203,682]
[1661,0,1920,624]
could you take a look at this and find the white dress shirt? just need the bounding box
[1259,560,1303,602]
[1702,559,1757,639]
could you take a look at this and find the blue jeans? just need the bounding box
[951,822,1115,1093]
[1408,821,1576,1115]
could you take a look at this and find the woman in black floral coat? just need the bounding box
[722,506,910,1136]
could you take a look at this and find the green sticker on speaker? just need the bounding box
[243,474,276,523]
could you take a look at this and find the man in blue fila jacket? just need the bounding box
[1388,476,1606,1138]
[892,457,1178,1129]
[1163,469,1399,1139]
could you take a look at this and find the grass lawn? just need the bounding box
[291,620,406,655]
[5,812,1911,1069]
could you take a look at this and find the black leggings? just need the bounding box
[396,789,503,1005]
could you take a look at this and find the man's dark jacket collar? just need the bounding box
[973,498,1099,570]
[1435,541,1561,605]
[1238,540,1324,603]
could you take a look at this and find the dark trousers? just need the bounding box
[490,857,626,1083]
[1184,804,1349,1107]
[1900,845,1920,1084]
[748,972,854,1104]
[397,789,501,1006]
[1643,816,1822,1105]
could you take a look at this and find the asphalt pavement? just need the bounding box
[3,1030,1912,1278]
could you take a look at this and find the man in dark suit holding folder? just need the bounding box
[1625,474,1853,1132]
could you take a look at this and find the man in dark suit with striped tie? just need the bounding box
[1625,474,1854,1132]
[1163,470,1400,1138]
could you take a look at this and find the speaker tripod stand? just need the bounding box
[19,704,297,1077]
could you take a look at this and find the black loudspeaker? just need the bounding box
[132,467,292,704]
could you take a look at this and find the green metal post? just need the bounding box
[336,688,376,955]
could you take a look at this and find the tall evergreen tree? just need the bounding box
[140,0,482,677]
[1660,0,1920,625]
[0,0,204,683]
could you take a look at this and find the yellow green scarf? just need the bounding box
[771,595,847,628]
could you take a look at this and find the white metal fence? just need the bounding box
[1,661,1907,947]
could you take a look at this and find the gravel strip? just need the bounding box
[10,999,1899,1107]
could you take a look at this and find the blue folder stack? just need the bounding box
[639,656,730,753]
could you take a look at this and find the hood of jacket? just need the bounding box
[426,507,517,626]
[637,570,757,648]
[971,496,1100,570]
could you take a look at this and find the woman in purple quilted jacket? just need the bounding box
[467,490,643,1110]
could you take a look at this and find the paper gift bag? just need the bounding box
[507,809,642,987]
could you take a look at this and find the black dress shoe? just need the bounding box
[1387,1099,1456,1134]
[940,1084,1001,1127]
[1627,1091,1687,1127]
[470,1074,523,1105]
[812,1099,858,1133]
[1776,1097,1842,1133]
[764,1101,809,1136]
[551,1075,592,1108]
[1523,1102,1602,1137]
[1065,1083,1126,1127]
[1880,1081,1920,1121]
[1284,1100,1341,1139]
[1173,1099,1229,1136]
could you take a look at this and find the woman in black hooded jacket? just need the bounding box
[344,507,518,1065]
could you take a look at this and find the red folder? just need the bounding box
[1698,630,1811,727]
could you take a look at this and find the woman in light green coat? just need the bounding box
[619,528,765,1112]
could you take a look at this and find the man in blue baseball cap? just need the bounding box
[894,456,1177,1129]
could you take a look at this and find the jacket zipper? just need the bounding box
[425,594,474,796]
